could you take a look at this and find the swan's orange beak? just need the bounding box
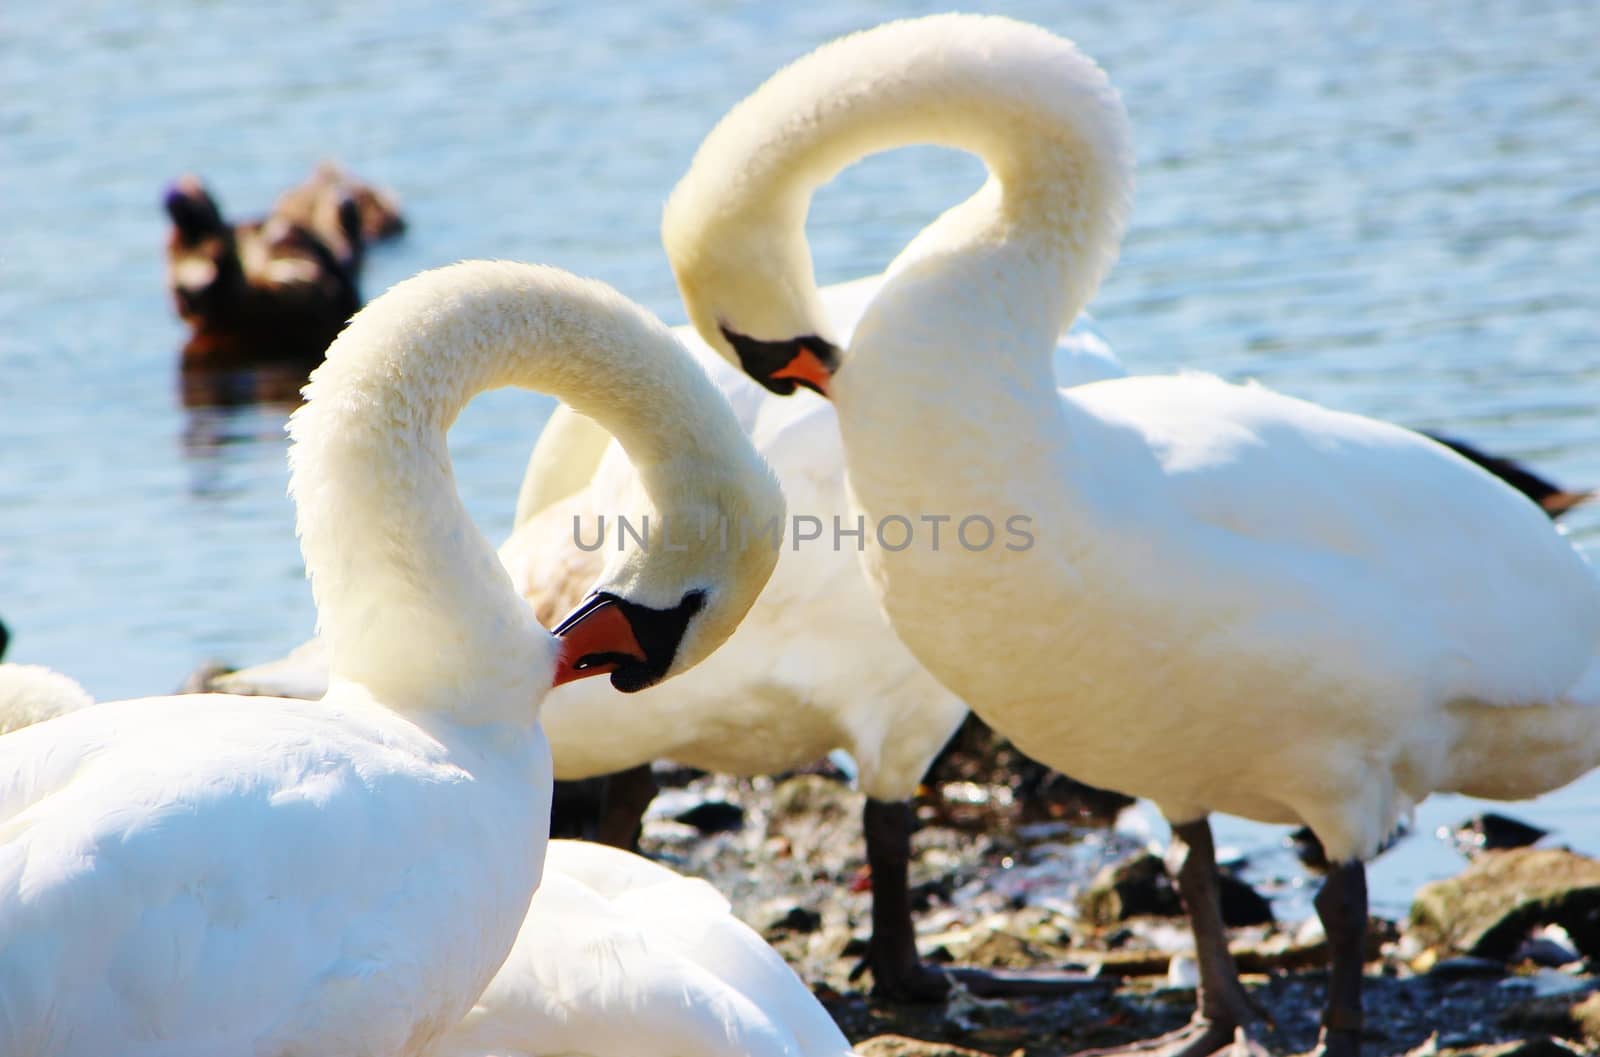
[770,344,832,398]
[552,597,646,686]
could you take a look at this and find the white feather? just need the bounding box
[431,841,855,1057]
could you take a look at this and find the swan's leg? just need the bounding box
[1309,861,1366,1057]
[1074,818,1268,1057]
[859,797,952,1001]
[856,797,1110,1001]
[595,763,658,851]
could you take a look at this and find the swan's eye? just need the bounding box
[718,327,838,398]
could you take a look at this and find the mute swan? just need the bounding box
[0,260,782,1057]
[213,280,1119,1001]
[431,840,855,1057]
[664,14,1600,1057]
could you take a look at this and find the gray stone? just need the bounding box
[1408,849,1600,961]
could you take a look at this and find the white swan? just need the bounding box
[0,260,782,1057]
[663,14,1600,1057]
[214,276,1119,1001]
[0,676,849,1052]
[430,840,855,1057]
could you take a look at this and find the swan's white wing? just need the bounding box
[609,876,854,1057]
[434,864,842,1057]
[1067,375,1600,707]
[0,693,544,1057]
[539,838,697,900]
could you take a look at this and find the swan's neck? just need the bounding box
[288,262,753,723]
[666,14,1131,375]
[669,16,1136,551]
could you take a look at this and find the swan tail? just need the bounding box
[1423,432,1593,521]
[1543,489,1597,518]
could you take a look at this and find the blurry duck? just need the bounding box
[164,173,361,372]
[272,160,408,277]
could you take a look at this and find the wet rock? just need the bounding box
[959,927,1047,970]
[1081,854,1183,924]
[638,817,703,850]
[1569,991,1600,1042]
[1427,956,1511,980]
[856,1035,1000,1057]
[1500,988,1591,1038]
[764,905,823,937]
[1514,925,1582,968]
[1507,969,1594,1000]
[1408,849,1600,961]
[770,773,859,826]
[1447,813,1550,859]
[1079,853,1272,928]
[1403,1035,1587,1057]
[674,798,744,834]
[1218,871,1274,927]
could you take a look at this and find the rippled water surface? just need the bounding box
[3,1,1597,913]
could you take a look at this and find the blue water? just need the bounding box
[2,1,1597,913]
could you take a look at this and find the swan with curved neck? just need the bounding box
[663,14,1129,401]
[295,261,782,697]
[0,260,781,1057]
[666,15,1600,1057]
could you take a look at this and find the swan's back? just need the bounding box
[1065,374,1600,708]
[0,692,547,1057]
[433,841,854,1057]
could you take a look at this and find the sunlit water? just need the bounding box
[2,0,1597,918]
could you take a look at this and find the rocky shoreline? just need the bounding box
[626,721,1600,1056]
